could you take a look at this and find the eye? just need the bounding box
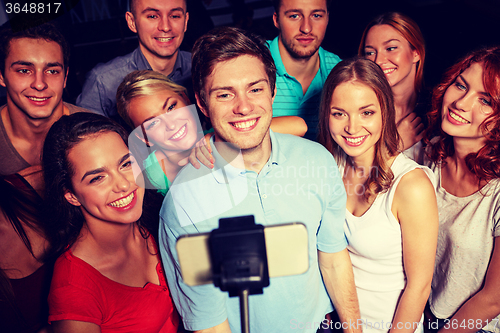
[122,160,133,169]
[147,14,158,19]
[312,13,323,19]
[250,87,263,93]
[171,14,182,19]
[146,119,160,130]
[454,81,467,91]
[364,50,375,57]
[288,14,299,19]
[387,46,397,51]
[17,68,31,74]
[330,111,344,118]
[362,110,375,116]
[216,93,232,100]
[46,69,60,75]
[167,101,178,112]
[480,97,492,106]
[89,175,103,184]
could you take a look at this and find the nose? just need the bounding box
[454,91,474,112]
[234,94,253,116]
[374,52,386,66]
[114,172,131,193]
[345,117,360,135]
[31,71,47,91]
[300,17,312,34]
[158,16,171,32]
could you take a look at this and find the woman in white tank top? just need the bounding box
[318,58,438,333]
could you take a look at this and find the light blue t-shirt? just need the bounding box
[159,130,347,332]
[267,37,341,141]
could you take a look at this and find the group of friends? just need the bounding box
[0,0,499,333]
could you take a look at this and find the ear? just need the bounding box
[63,67,69,88]
[195,93,209,118]
[64,190,82,207]
[126,11,137,33]
[271,85,277,104]
[184,12,189,33]
[412,49,421,64]
[273,12,279,30]
[0,71,5,88]
[134,130,153,146]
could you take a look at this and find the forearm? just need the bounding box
[318,250,361,333]
[270,116,307,137]
[438,290,500,333]
[194,319,232,333]
[390,284,431,333]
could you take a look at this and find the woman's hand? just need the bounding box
[178,133,214,169]
[397,112,425,150]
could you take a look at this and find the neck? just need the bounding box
[278,36,320,93]
[214,134,272,174]
[392,83,418,123]
[140,45,178,76]
[452,137,486,162]
[2,101,65,140]
[78,220,138,254]
[157,149,189,181]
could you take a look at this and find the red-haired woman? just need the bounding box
[359,12,428,150]
[411,47,500,333]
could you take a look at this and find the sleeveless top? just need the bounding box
[342,154,434,333]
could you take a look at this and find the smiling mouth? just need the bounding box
[383,68,395,74]
[28,96,50,102]
[170,124,187,140]
[230,118,258,130]
[155,37,174,42]
[344,135,368,146]
[109,191,135,208]
[449,109,470,124]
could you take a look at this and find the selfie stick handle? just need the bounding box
[239,288,250,333]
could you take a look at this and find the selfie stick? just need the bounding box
[209,215,270,333]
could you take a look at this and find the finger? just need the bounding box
[195,145,213,169]
[415,123,425,135]
[411,116,422,125]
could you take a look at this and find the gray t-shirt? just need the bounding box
[405,142,500,332]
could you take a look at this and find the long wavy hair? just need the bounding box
[42,113,157,260]
[358,12,425,94]
[318,57,400,200]
[424,46,500,182]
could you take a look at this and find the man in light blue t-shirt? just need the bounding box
[159,26,361,333]
[269,0,341,140]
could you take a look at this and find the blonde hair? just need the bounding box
[116,70,189,128]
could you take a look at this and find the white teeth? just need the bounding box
[345,136,366,144]
[449,110,470,124]
[109,192,134,208]
[383,68,395,74]
[171,125,186,140]
[232,119,257,129]
[28,97,49,101]
[156,37,173,42]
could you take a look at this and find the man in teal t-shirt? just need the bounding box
[269,0,341,140]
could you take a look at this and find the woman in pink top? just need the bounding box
[42,113,179,333]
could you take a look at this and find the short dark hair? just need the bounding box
[129,0,188,15]
[272,0,331,15]
[191,26,276,107]
[0,22,69,76]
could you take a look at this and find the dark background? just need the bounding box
[1,0,500,105]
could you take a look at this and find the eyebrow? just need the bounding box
[209,78,269,95]
[142,7,184,14]
[457,74,490,97]
[331,104,375,111]
[80,152,131,182]
[283,9,326,14]
[10,60,64,68]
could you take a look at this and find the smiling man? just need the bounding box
[0,22,87,175]
[270,0,341,140]
[159,27,361,333]
[76,0,191,122]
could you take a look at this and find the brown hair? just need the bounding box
[318,57,400,200]
[358,12,425,94]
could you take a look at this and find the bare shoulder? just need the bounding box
[396,168,434,200]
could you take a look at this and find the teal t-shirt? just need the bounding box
[267,37,341,140]
[143,151,172,196]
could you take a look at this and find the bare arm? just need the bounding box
[52,320,101,333]
[438,236,500,333]
[270,116,308,137]
[194,319,232,333]
[390,168,439,333]
[318,249,362,333]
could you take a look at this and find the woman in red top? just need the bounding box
[42,113,179,333]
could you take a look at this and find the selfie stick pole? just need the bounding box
[210,215,270,333]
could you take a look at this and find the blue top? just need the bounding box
[76,47,192,118]
[267,37,341,141]
[159,130,347,332]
